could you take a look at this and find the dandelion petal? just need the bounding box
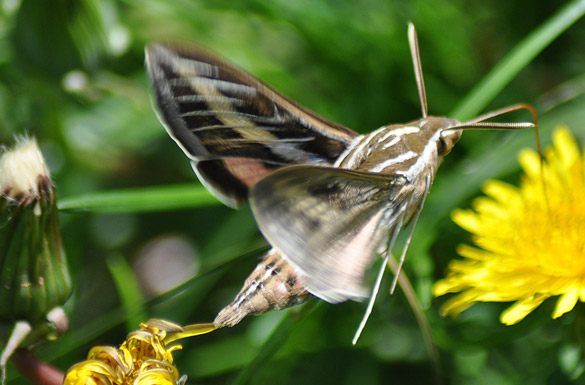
[501,295,548,325]
[553,287,579,319]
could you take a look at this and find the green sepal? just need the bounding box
[0,177,72,323]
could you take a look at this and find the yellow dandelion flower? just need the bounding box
[63,319,214,385]
[433,127,585,325]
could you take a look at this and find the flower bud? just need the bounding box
[0,137,72,323]
[0,138,72,380]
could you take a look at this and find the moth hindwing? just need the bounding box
[146,23,535,341]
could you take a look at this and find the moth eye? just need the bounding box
[437,136,448,155]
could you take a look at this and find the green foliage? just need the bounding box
[2,0,585,383]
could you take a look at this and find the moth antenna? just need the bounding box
[450,103,549,213]
[450,103,544,193]
[452,103,537,130]
[352,215,404,346]
[408,22,428,118]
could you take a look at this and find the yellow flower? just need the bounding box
[64,319,215,385]
[433,127,585,325]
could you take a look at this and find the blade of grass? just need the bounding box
[106,253,148,332]
[452,0,585,121]
[231,300,320,385]
[58,184,220,213]
[385,254,442,383]
[146,244,267,308]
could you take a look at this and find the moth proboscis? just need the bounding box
[145,22,537,344]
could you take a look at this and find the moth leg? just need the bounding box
[352,212,405,345]
[214,249,310,328]
[389,175,431,295]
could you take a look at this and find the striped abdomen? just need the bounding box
[214,249,310,328]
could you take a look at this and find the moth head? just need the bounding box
[418,116,462,157]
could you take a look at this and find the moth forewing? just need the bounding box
[145,43,358,207]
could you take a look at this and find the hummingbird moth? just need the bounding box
[146,23,535,343]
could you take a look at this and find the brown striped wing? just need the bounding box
[250,165,414,303]
[146,43,359,208]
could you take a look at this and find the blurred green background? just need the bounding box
[2,0,585,384]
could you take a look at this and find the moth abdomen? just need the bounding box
[214,249,310,328]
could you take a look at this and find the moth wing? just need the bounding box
[145,43,359,207]
[250,165,412,303]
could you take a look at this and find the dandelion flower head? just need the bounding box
[64,319,214,385]
[433,127,585,325]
